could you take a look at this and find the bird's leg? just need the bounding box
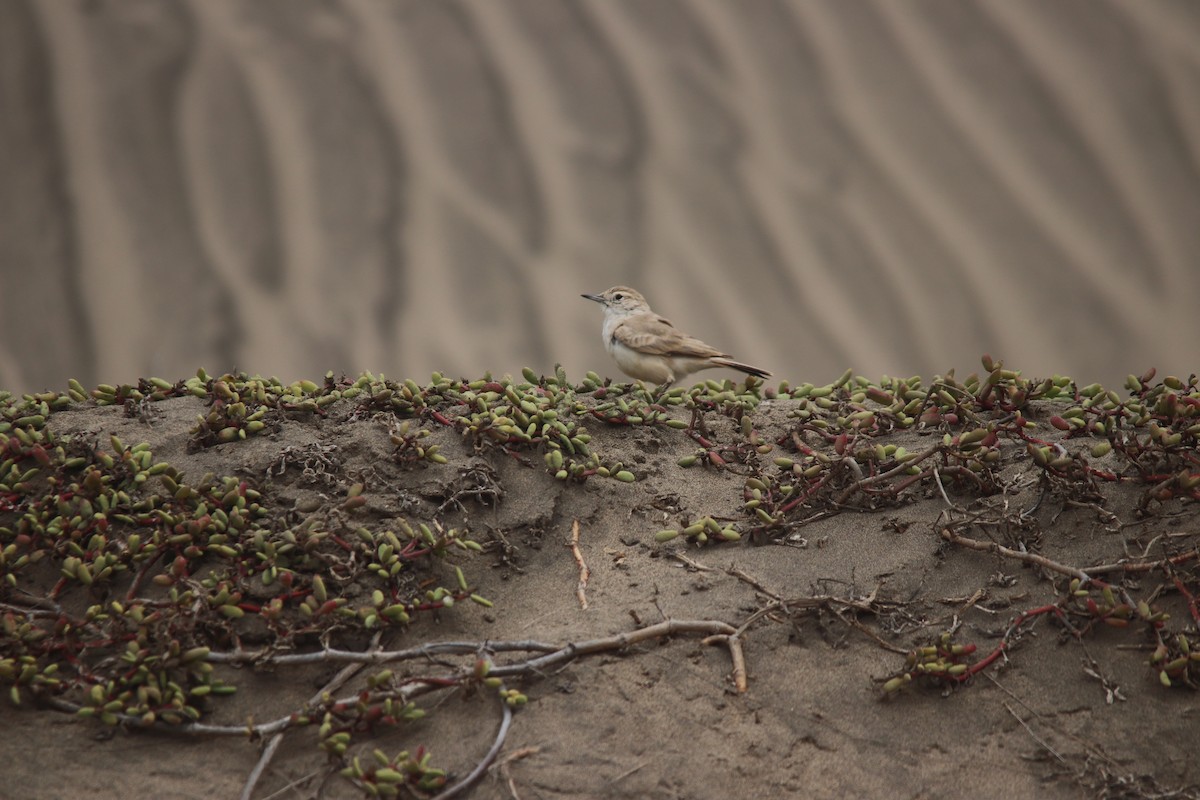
[686,403,713,445]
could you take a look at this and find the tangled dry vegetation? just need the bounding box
[2,358,1200,798]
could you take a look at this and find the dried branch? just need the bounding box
[1083,548,1200,576]
[570,519,590,610]
[939,523,1091,581]
[832,445,942,505]
[430,699,513,800]
[241,631,385,800]
[207,640,560,666]
[42,620,747,736]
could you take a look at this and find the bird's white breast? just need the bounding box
[601,311,674,383]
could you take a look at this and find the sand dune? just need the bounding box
[1,0,1197,393]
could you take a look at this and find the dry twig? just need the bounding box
[46,620,748,736]
[667,551,715,572]
[241,632,383,800]
[207,640,559,666]
[939,521,1091,581]
[430,699,513,800]
[570,519,589,610]
[491,746,540,800]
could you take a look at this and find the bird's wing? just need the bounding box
[612,314,726,359]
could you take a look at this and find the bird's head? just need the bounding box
[581,286,650,314]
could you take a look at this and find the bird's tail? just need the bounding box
[711,357,772,380]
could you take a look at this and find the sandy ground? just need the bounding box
[4,1,1200,394]
[3,369,1199,799]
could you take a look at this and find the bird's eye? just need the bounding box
[613,293,624,301]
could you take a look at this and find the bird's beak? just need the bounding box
[581,293,604,304]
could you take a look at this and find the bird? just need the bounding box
[581,286,772,388]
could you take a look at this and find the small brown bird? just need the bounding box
[581,286,772,388]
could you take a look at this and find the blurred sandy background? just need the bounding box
[2,0,1198,395]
